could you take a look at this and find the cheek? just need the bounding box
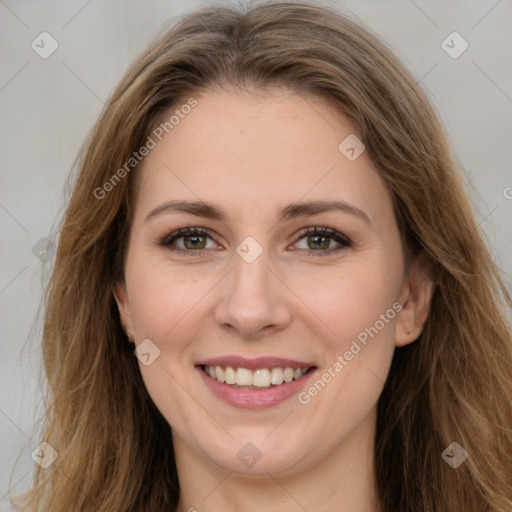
[293,263,399,423]
[125,256,208,429]
[294,260,401,350]
[125,247,210,345]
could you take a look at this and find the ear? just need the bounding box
[113,281,134,339]
[394,254,435,347]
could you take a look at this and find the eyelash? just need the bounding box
[158,226,353,258]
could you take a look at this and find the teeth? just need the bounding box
[225,366,236,385]
[215,366,225,383]
[283,368,294,383]
[270,367,284,385]
[204,365,311,388]
[253,369,270,387]
[236,368,252,386]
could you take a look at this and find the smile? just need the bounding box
[202,365,313,389]
[196,357,318,408]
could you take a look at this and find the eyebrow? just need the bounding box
[145,199,372,227]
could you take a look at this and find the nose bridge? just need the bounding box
[214,245,291,337]
[231,250,272,299]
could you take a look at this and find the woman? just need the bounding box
[14,2,512,511]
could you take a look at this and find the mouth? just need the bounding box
[195,357,317,409]
[200,364,314,389]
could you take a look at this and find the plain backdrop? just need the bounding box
[1,0,511,508]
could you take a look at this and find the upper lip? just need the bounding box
[196,356,316,370]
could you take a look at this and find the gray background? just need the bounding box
[1,0,511,508]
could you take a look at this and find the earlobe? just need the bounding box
[113,283,134,340]
[394,256,435,347]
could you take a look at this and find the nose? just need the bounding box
[214,250,292,340]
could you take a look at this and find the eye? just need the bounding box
[159,227,219,254]
[158,226,353,257]
[292,227,352,256]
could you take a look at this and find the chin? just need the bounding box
[200,428,311,476]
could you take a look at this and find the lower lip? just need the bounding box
[197,366,317,409]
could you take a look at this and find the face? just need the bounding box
[115,88,429,477]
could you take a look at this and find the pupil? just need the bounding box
[309,235,329,250]
[185,235,206,249]
[182,234,332,250]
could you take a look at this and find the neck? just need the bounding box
[174,407,380,512]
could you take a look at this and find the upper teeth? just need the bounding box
[204,365,310,387]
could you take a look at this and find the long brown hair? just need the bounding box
[13,2,512,511]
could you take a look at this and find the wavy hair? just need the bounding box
[13,2,512,511]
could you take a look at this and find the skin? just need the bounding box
[115,87,434,512]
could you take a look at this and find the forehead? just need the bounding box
[133,89,392,224]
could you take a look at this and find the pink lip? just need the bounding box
[196,356,316,371]
[196,364,318,409]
